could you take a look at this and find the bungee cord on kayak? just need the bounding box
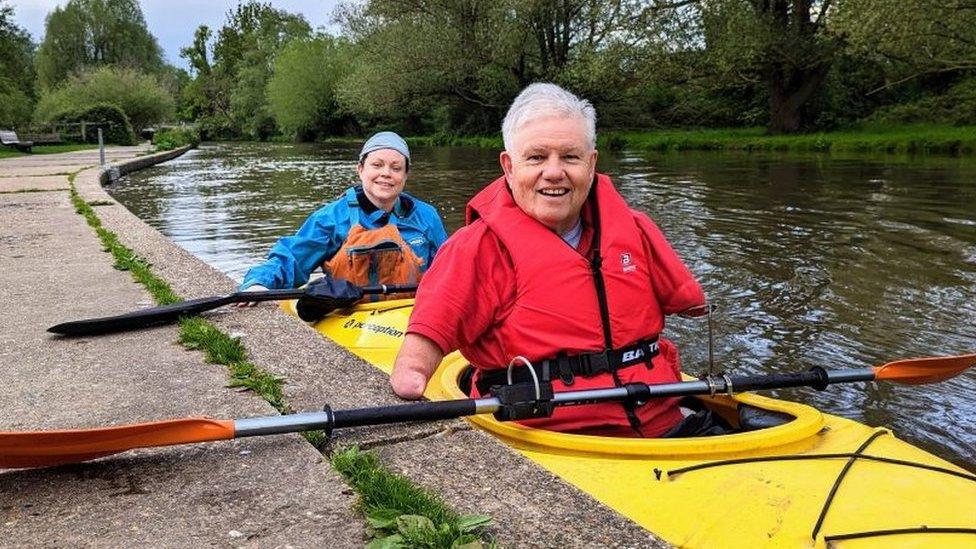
[654,429,976,542]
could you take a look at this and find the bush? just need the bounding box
[152,127,200,151]
[54,103,136,145]
[33,66,174,131]
[867,77,976,126]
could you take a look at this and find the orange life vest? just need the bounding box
[322,223,423,301]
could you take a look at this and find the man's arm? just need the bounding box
[391,333,445,399]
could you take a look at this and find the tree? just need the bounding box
[645,1,841,133]
[0,1,36,128]
[267,36,354,139]
[336,0,649,133]
[834,0,976,92]
[34,0,164,91]
[180,1,311,138]
[34,66,174,130]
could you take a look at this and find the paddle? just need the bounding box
[47,280,419,336]
[2,353,971,470]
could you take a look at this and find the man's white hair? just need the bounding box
[502,83,597,152]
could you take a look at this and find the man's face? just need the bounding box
[500,116,597,234]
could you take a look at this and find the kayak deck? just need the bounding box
[282,299,976,547]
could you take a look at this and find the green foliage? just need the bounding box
[181,1,312,140]
[335,0,655,134]
[34,0,165,91]
[153,127,200,151]
[267,36,355,140]
[34,66,174,132]
[0,1,36,127]
[867,78,976,127]
[45,102,136,145]
[835,0,976,82]
[332,446,493,548]
[167,0,976,140]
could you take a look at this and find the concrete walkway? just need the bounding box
[0,147,667,548]
[0,147,361,548]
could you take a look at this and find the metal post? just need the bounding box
[98,128,105,166]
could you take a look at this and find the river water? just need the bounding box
[108,141,976,469]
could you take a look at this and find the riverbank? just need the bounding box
[399,123,976,155]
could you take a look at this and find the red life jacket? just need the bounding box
[464,174,684,437]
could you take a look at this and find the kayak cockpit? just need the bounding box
[429,354,827,458]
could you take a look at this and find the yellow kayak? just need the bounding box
[282,299,976,548]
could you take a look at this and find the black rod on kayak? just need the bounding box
[237,368,874,438]
[47,284,418,336]
[233,398,494,438]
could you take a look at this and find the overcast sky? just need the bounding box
[8,0,342,71]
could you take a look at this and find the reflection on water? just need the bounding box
[109,142,976,469]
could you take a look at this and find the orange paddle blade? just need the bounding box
[0,418,235,470]
[873,353,976,385]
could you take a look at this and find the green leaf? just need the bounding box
[366,533,404,549]
[451,534,483,549]
[366,508,402,530]
[395,514,435,536]
[457,514,493,533]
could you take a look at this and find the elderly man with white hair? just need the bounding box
[391,83,707,437]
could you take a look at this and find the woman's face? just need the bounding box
[358,149,408,211]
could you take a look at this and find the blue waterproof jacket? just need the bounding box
[241,187,448,290]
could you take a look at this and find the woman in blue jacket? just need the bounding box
[240,132,448,298]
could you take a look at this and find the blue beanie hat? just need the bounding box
[359,131,410,167]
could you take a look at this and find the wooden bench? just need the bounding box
[0,130,33,153]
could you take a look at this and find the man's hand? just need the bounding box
[234,284,269,308]
[391,333,445,399]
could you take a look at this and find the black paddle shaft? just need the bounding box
[233,398,485,438]
[47,289,306,336]
[47,284,418,336]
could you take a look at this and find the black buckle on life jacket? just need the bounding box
[554,352,576,386]
[579,351,611,377]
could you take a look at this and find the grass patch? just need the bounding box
[68,168,490,546]
[0,143,99,159]
[87,199,114,206]
[333,446,493,548]
[602,124,976,154]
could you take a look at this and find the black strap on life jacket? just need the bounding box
[586,183,646,435]
[475,337,660,396]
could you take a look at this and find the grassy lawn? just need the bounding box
[0,143,100,159]
[605,124,976,154]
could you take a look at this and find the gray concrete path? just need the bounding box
[0,147,361,548]
[1,146,667,548]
